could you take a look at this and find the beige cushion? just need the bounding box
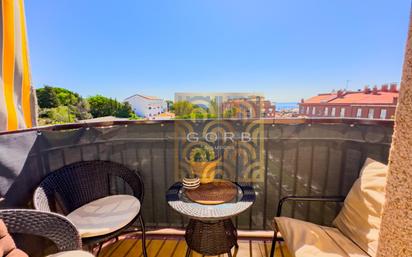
[275,217,368,257]
[333,158,387,257]
[47,250,94,257]
[67,195,140,238]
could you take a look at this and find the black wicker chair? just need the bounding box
[32,161,148,257]
[0,209,87,254]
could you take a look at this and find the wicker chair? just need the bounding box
[0,209,92,256]
[32,161,148,257]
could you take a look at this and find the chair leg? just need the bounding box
[138,215,148,257]
[279,241,285,257]
[270,230,277,257]
[185,248,191,257]
[95,243,103,256]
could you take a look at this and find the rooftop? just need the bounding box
[124,94,163,101]
[303,84,399,105]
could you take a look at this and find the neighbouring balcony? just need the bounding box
[0,118,393,256]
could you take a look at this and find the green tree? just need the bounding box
[36,86,59,108]
[39,106,75,124]
[166,100,174,112]
[36,86,136,124]
[73,98,92,120]
[88,95,114,117]
[190,107,208,119]
[115,102,133,118]
[88,95,134,118]
[37,85,94,124]
[55,88,79,106]
[129,113,143,120]
[208,99,219,118]
[223,107,239,118]
[174,101,194,118]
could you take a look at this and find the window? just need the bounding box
[324,107,329,116]
[380,109,387,119]
[148,107,152,110]
[331,107,336,116]
[340,107,345,117]
[368,108,374,119]
[306,107,310,114]
[356,108,362,118]
[312,107,316,115]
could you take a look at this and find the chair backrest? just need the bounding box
[33,161,144,214]
[0,209,82,254]
[333,158,387,257]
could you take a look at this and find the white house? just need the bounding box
[124,94,165,119]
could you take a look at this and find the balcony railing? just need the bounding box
[0,118,393,231]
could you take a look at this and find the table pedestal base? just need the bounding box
[185,219,238,257]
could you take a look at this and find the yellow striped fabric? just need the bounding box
[0,0,37,131]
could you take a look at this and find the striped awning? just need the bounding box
[0,0,37,131]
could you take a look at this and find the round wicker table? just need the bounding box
[166,182,255,257]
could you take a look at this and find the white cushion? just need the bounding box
[47,250,94,257]
[333,158,387,257]
[275,217,368,257]
[67,195,140,238]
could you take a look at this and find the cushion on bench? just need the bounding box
[333,158,387,257]
[275,217,368,257]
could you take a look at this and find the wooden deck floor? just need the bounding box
[98,238,291,257]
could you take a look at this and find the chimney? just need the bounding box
[301,98,304,103]
[372,85,379,95]
[364,85,371,94]
[393,97,398,105]
[337,90,344,98]
[381,84,389,92]
[389,83,398,92]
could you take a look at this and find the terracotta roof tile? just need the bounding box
[304,91,398,105]
[304,94,337,104]
[330,92,398,104]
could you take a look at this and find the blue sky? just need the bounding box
[25,0,410,102]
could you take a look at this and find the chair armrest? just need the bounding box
[276,196,345,217]
[0,209,82,252]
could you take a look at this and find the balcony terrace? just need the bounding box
[0,118,393,256]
